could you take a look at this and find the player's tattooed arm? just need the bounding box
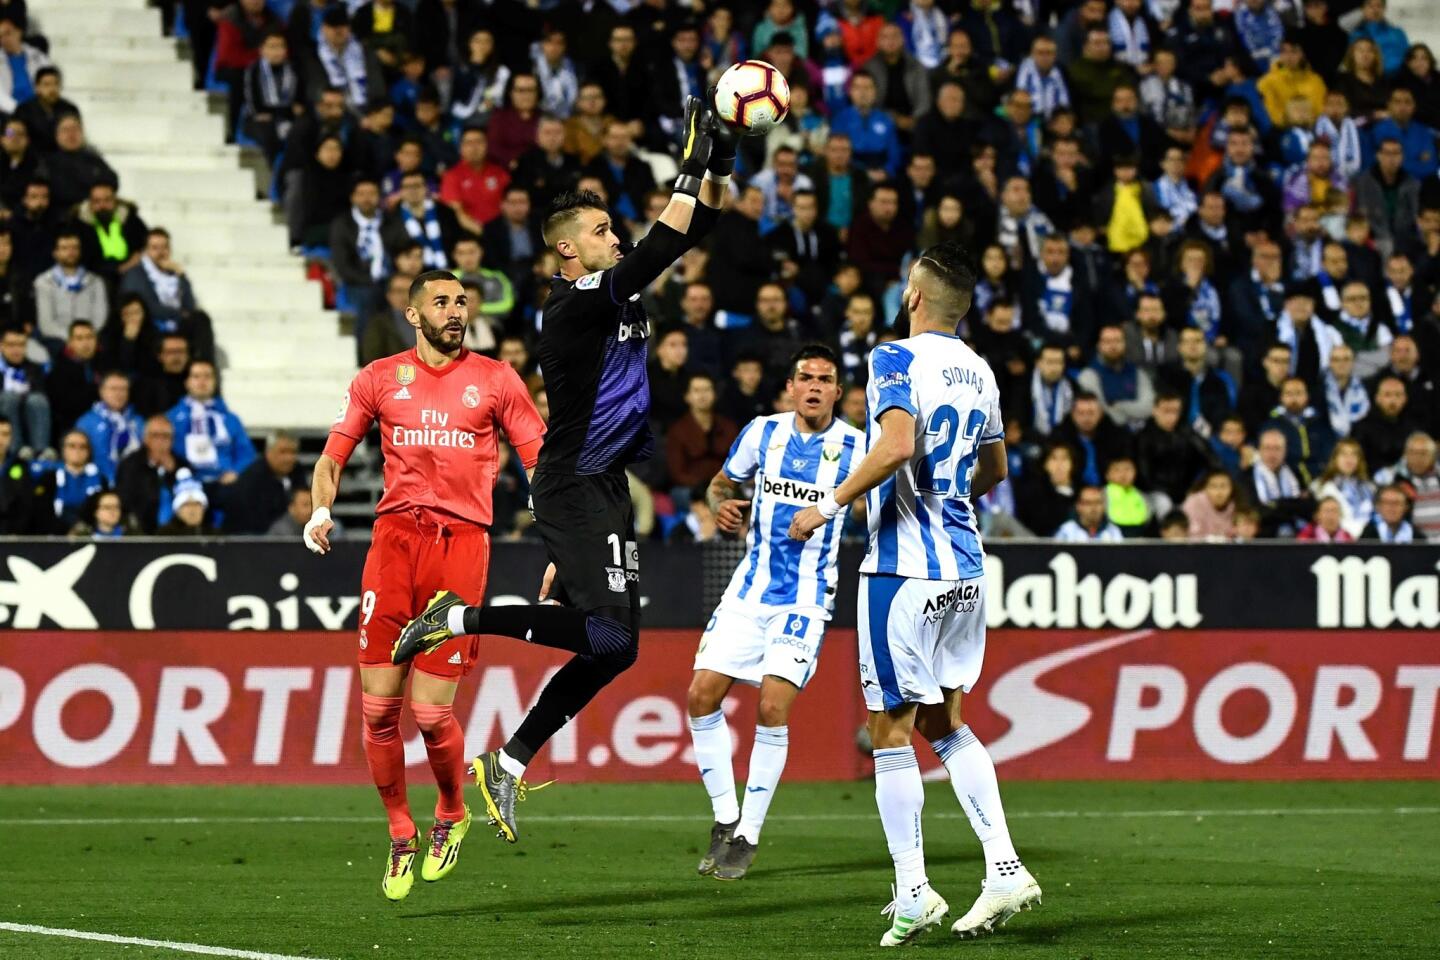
[706,471,751,534]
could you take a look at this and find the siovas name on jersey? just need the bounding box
[391,408,476,448]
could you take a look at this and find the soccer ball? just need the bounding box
[713,60,791,135]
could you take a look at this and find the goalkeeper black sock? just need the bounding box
[461,604,591,654]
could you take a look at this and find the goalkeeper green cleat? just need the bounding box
[381,835,418,902]
[392,590,464,664]
[420,805,472,882]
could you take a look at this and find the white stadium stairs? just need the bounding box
[31,0,353,434]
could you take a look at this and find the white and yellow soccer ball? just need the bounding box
[713,60,791,135]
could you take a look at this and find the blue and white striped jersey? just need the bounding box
[861,332,1004,581]
[720,413,865,615]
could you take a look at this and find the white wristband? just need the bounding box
[816,493,841,521]
[703,170,731,189]
[303,506,331,554]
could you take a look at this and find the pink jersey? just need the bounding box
[324,348,545,528]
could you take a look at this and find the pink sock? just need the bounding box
[361,693,413,840]
[411,702,466,822]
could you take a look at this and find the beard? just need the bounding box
[419,315,464,353]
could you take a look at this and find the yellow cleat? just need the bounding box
[420,805,472,882]
[382,835,418,902]
[392,590,464,664]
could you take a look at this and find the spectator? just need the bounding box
[675,282,722,380]
[118,423,190,532]
[1336,37,1390,123]
[213,0,282,138]
[590,25,648,128]
[847,182,913,296]
[1298,495,1354,541]
[44,319,99,445]
[1025,342,1073,439]
[1355,139,1420,260]
[384,169,458,271]
[329,176,387,345]
[1018,441,1078,537]
[1371,87,1437,180]
[0,323,49,458]
[1331,280,1392,376]
[830,72,900,178]
[1239,342,1293,435]
[769,189,841,309]
[1137,391,1217,505]
[1054,391,1133,488]
[241,31,299,164]
[718,352,770,427]
[751,146,814,225]
[930,27,997,116]
[1077,323,1155,431]
[836,293,878,387]
[648,327,691,433]
[862,22,929,136]
[1322,343,1370,437]
[33,230,105,351]
[1352,374,1418,471]
[1024,234,1094,361]
[166,359,256,487]
[1395,43,1440,129]
[1360,483,1417,541]
[1158,509,1190,540]
[157,472,211,537]
[665,373,738,497]
[0,117,43,210]
[1140,50,1196,142]
[487,74,541,169]
[1367,334,1438,430]
[1033,136,1094,234]
[515,114,581,213]
[76,370,142,484]
[14,66,77,155]
[1158,326,1237,438]
[10,179,58,293]
[1311,437,1376,538]
[68,488,128,540]
[1183,468,1241,540]
[133,333,190,419]
[359,272,414,367]
[269,486,338,539]
[37,429,105,533]
[743,282,803,385]
[970,300,1030,414]
[46,114,116,213]
[1261,376,1336,486]
[1299,0,1349,84]
[709,186,772,316]
[997,176,1054,270]
[1055,484,1124,542]
[222,430,303,534]
[448,28,508,131]
[1374,430,1440,538]
[1351,0,1409,75]
[805,133,865,235]
[119,228,212,359]
[0,414,29,531]
[296,134,350,247]
[0,15,50,115]
[305,6,383,111]
[1068,27,1134,126]
[755,0,809,59]
[1275,287,1343,392]
[581,121,654,234]
[1103,455,1149,536]
[73,181,147,282]
[449,236,513,327]
[1244,427,1310,536]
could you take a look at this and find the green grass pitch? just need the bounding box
[0,781,1435,959]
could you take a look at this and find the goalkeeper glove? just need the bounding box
[674,95,713,199]
[705,85,738,179]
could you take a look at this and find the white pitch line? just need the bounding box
[0,807,1435,827]
[0,922,331,960]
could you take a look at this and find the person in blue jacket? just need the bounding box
[75,371,143,483]
[165,359,256,486]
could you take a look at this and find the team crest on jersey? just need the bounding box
[396,364,416,385]
[606,566,626,593]
[821,442,843,462]
[576,271,603,290]
[462,384,480,408]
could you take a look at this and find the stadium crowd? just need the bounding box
[3,0,1440,545]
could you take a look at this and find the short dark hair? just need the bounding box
[34,66,59,84]
[408,269,462,307]
[788,344,839,380]
[53,229,82,248]
[913,240,977,320]
[67,319,94,335]
[685,371,716,392]
[543,189,608,248]
[1072,390,1101,405]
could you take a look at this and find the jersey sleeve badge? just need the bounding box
[576,271,604,290]
[333,390,350,424]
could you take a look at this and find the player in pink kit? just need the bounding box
[304,269,545,901]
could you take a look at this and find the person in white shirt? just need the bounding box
[789,241,1040,946]
[1055,484,1126,541]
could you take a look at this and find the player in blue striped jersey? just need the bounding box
[789,243,1041,946]
[685,345,864,881]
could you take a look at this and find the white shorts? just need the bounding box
[857,573,986,712]
[693,600,829,689]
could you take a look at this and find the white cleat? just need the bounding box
[879,883,949,947]
[950,869,1042,939]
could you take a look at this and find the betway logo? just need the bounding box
[760,474,827,506]
[984,553,1201,629]
[985,631,1440,767]
[1312,556,1440,628]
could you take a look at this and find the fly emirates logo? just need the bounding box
[392,409,477,448]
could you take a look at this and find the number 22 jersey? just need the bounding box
[862,332,1003,581]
